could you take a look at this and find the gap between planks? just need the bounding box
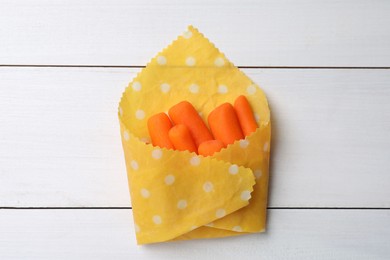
[0,65,390,69]
[1,207,389,210]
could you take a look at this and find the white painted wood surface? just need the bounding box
[1,68,389,207]
[1,209,389,259]
[1,0,390,258]
[1,0,390,67]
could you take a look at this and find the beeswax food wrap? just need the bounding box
[118,26,271,245]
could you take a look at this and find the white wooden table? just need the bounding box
[1,1,390,259]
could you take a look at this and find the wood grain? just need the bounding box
[1,0,390,67]
[1,67,389,207]
[1,1,390,258]
[0,209,389,259]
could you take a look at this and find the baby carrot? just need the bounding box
[208,103,244,146]
[234,95,258,136]
[147,112,174,149]
[168,101,213,147]
[168,124,197,153]
[198,140,224,157]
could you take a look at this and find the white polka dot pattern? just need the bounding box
[177,200,188,209]
[182,30,192,39]
[218,85,228,94]
[135,109,145,120]
[152,149,163,160]
[229,164,239,175]
[134,224,140,233]
[132,82,141,91]
[189,84,199,94]
[240,190,251,201]
[203,181,213,192]
[190,156,201,166]
[232,226,242,232]
[160,83,170,93]
[254,113,260,123]
[247,84,257,95]
[214,57,225,67]
[141,188,150,198]
[263,142,269,152]
[239,139,249,148]
[254,169,262,179]
[130,160,139,170]
[140,137,150,144]
[186,57,196,66]
[118,26,271,243]
[152,215,162,225]
[123,130,130,141]
[164,174,175,185]
[190,225,198,230]
[157,55,167,65]
[216,209,226,218]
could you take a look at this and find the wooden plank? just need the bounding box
[1,0,390,67]
[1,67,390,207]
[0,209,389,259]
[0,67,132,207]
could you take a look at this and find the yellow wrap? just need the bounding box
[118,26,271,245]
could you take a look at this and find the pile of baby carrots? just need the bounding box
[147,95,257,156]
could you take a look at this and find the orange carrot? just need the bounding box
[234,95,258,136]
[147,112,174,149]
[168,101,213,147]
[208,103,244,146]
[168,124,197,153]
[198,140,224,156]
